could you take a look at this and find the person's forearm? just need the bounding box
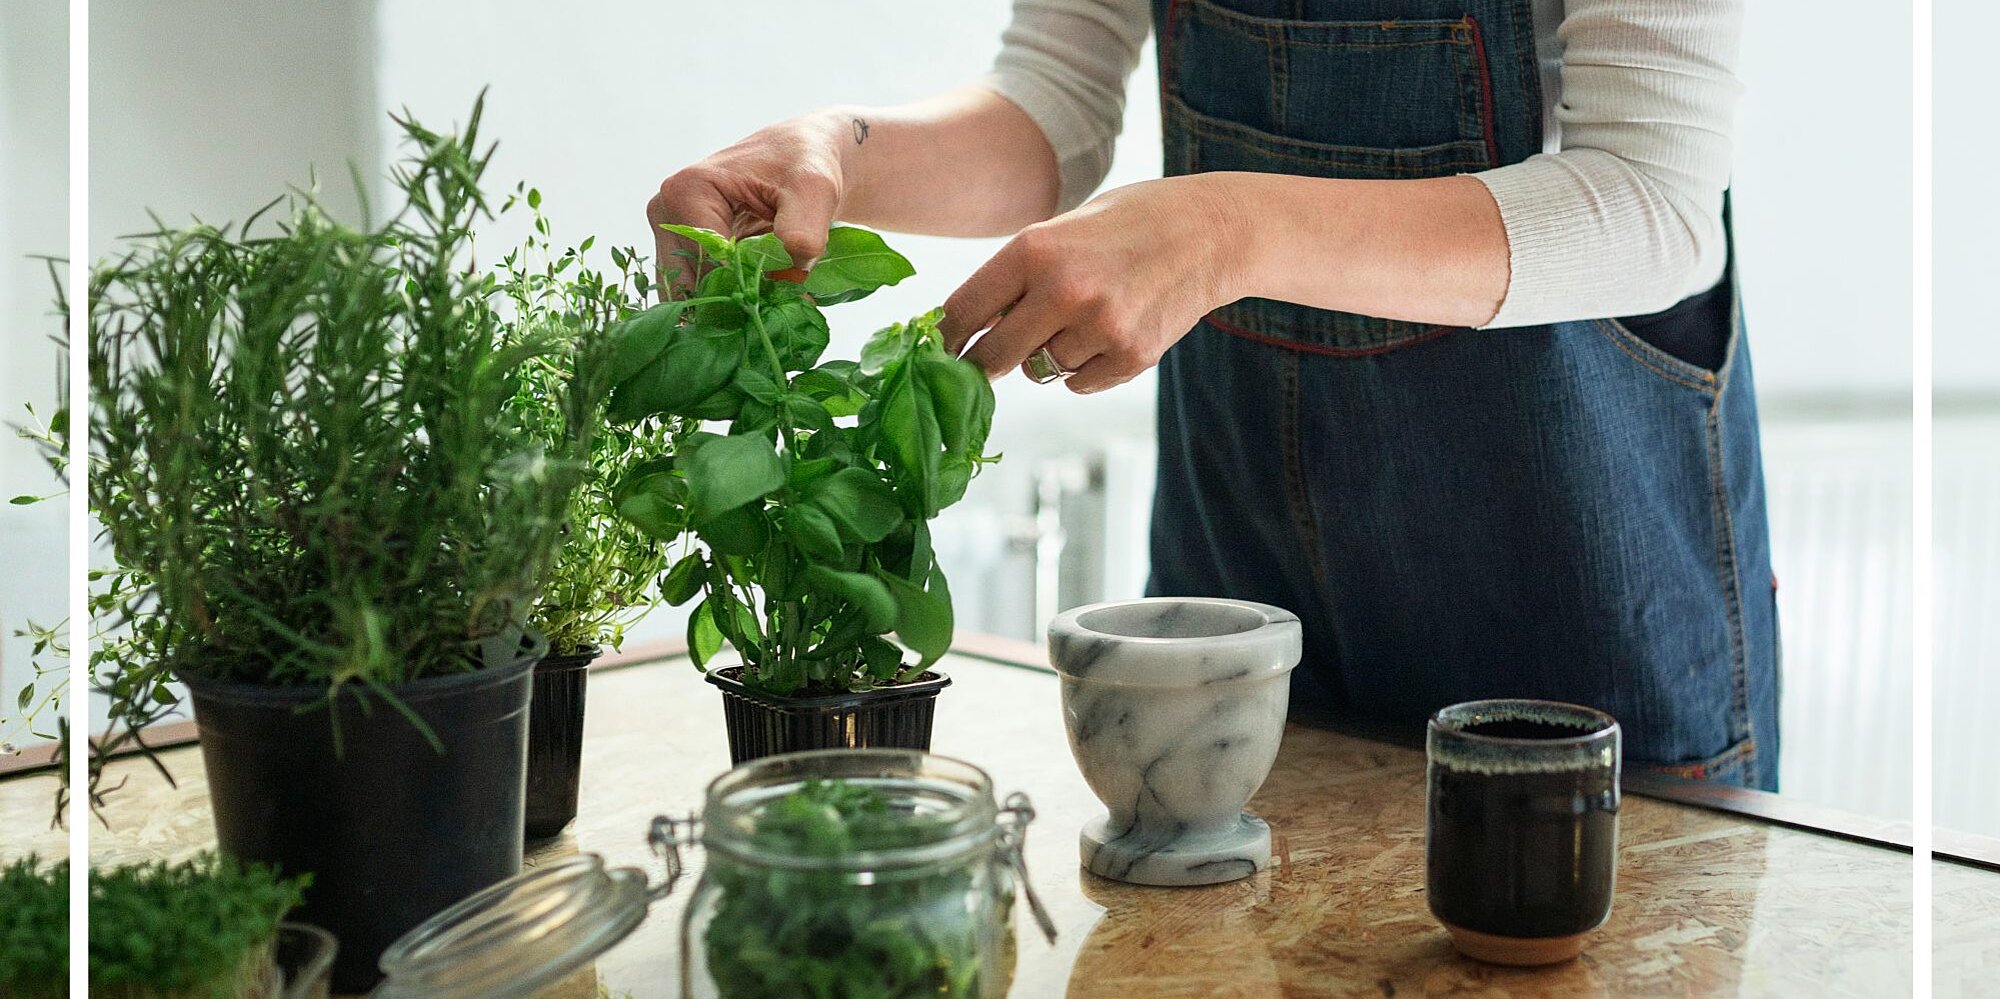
[1201,172,1511,328]
[826,87,1060,238]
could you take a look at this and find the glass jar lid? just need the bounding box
[373,852,662,999]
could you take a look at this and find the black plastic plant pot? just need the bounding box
[706,665,952,765]
[524,644,601,841]
[181,646,539,994]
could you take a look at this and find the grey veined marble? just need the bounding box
[1047,598,1303,886]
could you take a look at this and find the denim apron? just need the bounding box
[1145,0,1781,788]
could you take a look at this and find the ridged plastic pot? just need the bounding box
[181,646,539,994]
[705,665,951,765]
[525,645,600,840]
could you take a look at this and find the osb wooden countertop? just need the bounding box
[11,643,1994,997]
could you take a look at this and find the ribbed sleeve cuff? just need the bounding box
[1474,151,1720,329]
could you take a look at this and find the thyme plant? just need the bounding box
[89,98,597,751]
[496,188,671,656]
[608,226,997,695]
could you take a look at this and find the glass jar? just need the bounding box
[371,749,1051,999]
[658,749,1053,999]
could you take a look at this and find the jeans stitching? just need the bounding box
[1169,99,1492,172]
[1464,16,1501,167]
[1279,350,1336,601]
[1268,21,1289,132]
[1506,0,1542,153]
[1705,387,1755,754]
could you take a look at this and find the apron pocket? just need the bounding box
[1160,0,1504,353]
[1606,272,1736,375]
[1164,0,1498,159]
[1165,94,1493,179]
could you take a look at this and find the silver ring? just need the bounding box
[1025,347,1073,384]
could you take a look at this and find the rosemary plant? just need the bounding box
[4,370,68,755]
[88,98,598,757]
[3,264,72,824]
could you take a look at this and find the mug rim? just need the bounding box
[1428,698,1621,751]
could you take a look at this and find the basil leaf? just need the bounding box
[761,292,831,369]
[808,566,898,633]
[877,366,942,517]
[805,467,904,543]
[660,552,707,606]
[803,226,915,305]
[687,386,745,422]
[918,354,992,455]
[793,362,867,417]
[859,320,915,377]
[860,636,906,680]
[879,566,953,667]
[782,395,833,435]
[786,456,839,490]
[685,432,786,522]
[735,366,783,405]
[608,324,744,422]
[696,502,772,556]
[783,505,845,562]
[936,455,977,510]
[687,600,724,669]
[734,232,793,272]
[657,223,732,261]
[614,471,687,541]
[604,299,686,385]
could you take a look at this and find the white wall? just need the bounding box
[88,0,377,253]
[1935,0,2000,396]
[0,1,69,752]
[1732,0,1913,399]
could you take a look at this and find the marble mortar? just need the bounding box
[1047,597,1303,886]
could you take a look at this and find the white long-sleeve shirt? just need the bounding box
[982,0,1743,329]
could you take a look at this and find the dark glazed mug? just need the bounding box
[1426,699,1621,966]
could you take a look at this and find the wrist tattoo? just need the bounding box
[852,116,870,145]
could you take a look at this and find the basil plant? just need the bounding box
[608,225,997,695]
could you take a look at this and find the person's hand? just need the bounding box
[646,111,853,293]
[940,175,1245,394]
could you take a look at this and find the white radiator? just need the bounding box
[1760,408,1914,821]
[1934,410,2000,838]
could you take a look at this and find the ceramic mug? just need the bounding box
[1425,699,1621,966]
